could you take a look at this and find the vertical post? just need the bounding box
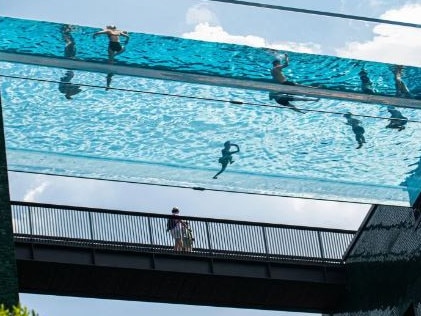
[147,217,154,248]
[88,211,95,241]
[0,92,19,307]
[205,221,213,254]
[262,226,269,258]
[28,205,34,237]
[317,230,326,259]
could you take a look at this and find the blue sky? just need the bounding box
[1,0,420,315]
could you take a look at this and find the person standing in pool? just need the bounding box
[271,53,297,85]
[343,112,366,149]
[93,25,129,63]
[393,65,411,98]
[358,69,375,94]
[62,24,76,58]
[213,141,240,179]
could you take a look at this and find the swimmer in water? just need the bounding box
[386,106,407,131]
[269,92,319,113]
[213,141,240,179]
[343,112,366,149]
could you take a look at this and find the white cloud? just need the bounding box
[336,3,421,66]
[23,181,49,202]
[185,3,219,26]
[182,22,322,54]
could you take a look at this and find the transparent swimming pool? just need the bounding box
[0,16,420,100]
[1,16,421,206]
[1,60,421,206]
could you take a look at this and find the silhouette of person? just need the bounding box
[271,53,296,85]
[93,25,129,63]
[166,207,185,251]
[358,69,375,94]
[393,65,411,98]
[182,221,195,252]
[343,112,366,149]
[106,73,114,90]
[213,141,240,179]
[62,24,76,58]
[269,92,319,113]
[58,71,82,99]
[386,106,407,131]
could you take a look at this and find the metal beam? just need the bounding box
[208,0,421,29]
[1,52,421,109]
[0,88,19,308]
[15,241,347,313]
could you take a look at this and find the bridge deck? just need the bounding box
[12,201,355,313]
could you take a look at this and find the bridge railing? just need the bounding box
[11,201,355,264]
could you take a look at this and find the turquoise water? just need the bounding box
[1,61,421,206]
[0,16,420,99]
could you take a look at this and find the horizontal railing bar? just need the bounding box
[10,201,356,234]
[1,52,420,109]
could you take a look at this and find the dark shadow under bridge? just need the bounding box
[12,201,356,313]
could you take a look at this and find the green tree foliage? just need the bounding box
[0,305,38,316]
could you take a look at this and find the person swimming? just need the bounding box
[213,141,240,179]
[343,112,366,149]
[269,92,319,113]
[386,106,408,131]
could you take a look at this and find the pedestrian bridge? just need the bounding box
[12,201,355,313]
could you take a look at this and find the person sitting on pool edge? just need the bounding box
[93,25,129,63]
[213,141,240,179]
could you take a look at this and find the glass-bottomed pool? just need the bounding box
[1,62,421,206]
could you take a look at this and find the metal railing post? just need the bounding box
[317,231,326,259]
[205,221,213,254]
[262,226,269,258]
[28,205,34,238]
[88,211,95,242]
[147,217,154,249]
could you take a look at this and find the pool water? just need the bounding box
[1,61,421,206]
[0,16,420,99]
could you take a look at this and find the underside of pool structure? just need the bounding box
[1,16,421,206]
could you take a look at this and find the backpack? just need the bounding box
[166,217,177,232]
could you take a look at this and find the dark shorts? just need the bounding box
[109,41,122,52]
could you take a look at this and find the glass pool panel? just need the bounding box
[1,62,421,206]
[0,16,420,100]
